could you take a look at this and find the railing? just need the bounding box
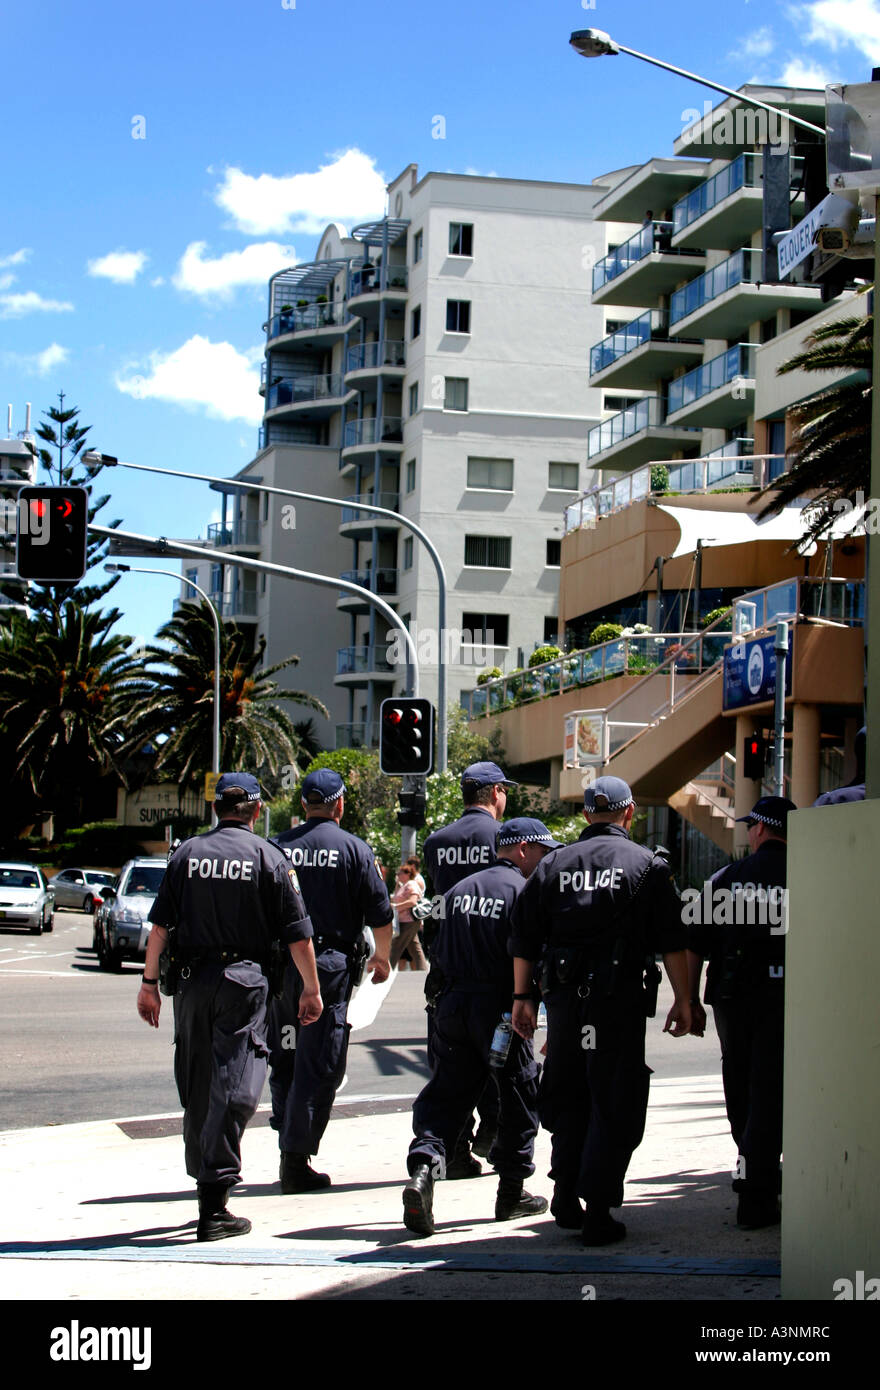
[733,577,865,635]
[670,248,763,325]
[336,644,394,675]
[673,153,758,235]
[460,631,708,720]
[588,396,697,459]
[343,417,404,448]
[207,519,261,547]
[335,721,380,749]
[349,264,409,296]
[265,301,348,339]
[266,373,345,410]
[589,309,674,377]
[667,344,756,415]
[346,341,406,371]
[340,493,400,524]
[339,567,398,594]
[592,221,701,292]
[209,590,259,618]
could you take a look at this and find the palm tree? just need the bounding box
[131,603,328,791]
[756,313,872,547]
[0,600,151,837]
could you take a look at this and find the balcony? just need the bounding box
[265,300,349,345]
[345,340,406,382]
[589,310,701,389]
[666,344,756,428]
[207,519,261,548]
[669,247,823,339]
[564,443,756,534]
[586,396,701,469]
[264,372,350,418]
[348,264,409,300]
[341,417,404,454]
[335,645,395,683]
[339,494,401,536]
[671,153,805,251]
[209,590,258,621]
[592,222,706,307]
[335,721,379,749]
[338,567,399,603]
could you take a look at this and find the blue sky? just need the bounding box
[2,0,876,648]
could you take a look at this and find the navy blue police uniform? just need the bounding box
[148,787,312,1196]
[510,782,685,1228]
[688,796,795,1225]
[403,818,558,1234]
[813,726,866,805]
[268,781,391,1168]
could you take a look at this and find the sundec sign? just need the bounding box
[777,199,831,278]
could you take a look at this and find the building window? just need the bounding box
[210,563,223,595]
[461,612,509,647]
[603,394,640,411]
[464,535,511,568]
[185,568,199,587]
[548,462,579,491]
[467,457,513,491]
[403,537,414,570]
[409,382,418,416]
[543,616,559,643]
[411,305,421,339]
[446,299,471,333]
[768,419,786,481]
[444,377,468,412]
[413,229,423,263]
[449,222,473,257]
[546,539,562,567]
[405,459,416,493]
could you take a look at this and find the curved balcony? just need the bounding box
[263,372,351,420]
[344,340,406,386]
[339,493,401,536]
[337,567,399,611]
[207,518,261,549]
[335,644,396,685]
[348,264,409,302]
[265,300,350,347]
[341,416,404,456]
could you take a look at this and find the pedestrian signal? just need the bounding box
[379,698,434,775]
[16,486,88,581]
[743,735,764,780]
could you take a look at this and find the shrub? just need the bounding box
[588,622,624,646]
[701,606,733,630]
[476,667,502,685]
[528,644,562,668]
[650,464,669,493]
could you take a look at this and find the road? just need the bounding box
[0,910,720,1131]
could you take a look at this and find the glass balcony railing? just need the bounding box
[349,264,409,296]
[670,248,763,325]
[340,493,400,524]
[336,645,394,675]
[734,577,865,635]
[591,221,702,292]
[346,341,406,372]
[266,373,345,409]
[209,590,258,618]
[668,445,755,492]
[343,417,404,448]
[340,566,399,594]
[587,396,666,459]
[335,721,379,749]
[266,301,347,339]
[672,155,803,237]
[564,441,756,533]
[667,344,756,415]
[590,310,670,376]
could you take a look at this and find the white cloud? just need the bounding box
[116,335,263,424]
[0,290,74,318]
[779,57,836,86]
[730,27,775,60]
[0,342,70,376]
[173,240,296,298]
[0,273,14,291]
[0,248,31,268]
[803,0,880,61]
[213,148,386,235]
[151,276,165,287]
[462,167,500,178]
[87,250,148,283]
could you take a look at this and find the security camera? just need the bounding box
[814,192,861,252]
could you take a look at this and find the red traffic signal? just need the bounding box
[16,487,88,582]
[743,734,764,781]
[379,698,434,775]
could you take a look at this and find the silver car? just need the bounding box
[47,867,117,914]
[94,857,166,971]
[0,862,55,935]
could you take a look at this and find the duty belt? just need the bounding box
[176,946,266,977]
[313,934,357,955]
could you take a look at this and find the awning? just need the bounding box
[656,502,866,559]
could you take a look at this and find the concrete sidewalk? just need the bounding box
[0,1072,780,1302]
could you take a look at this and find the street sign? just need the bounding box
[204,772,221,802]
[777,198,835,278]
[723,633,793,712]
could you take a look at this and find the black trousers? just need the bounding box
[409,990,539,1181]
[267,948,353,1156]
[712,986,784,1198]
[172,960,269,1188]
[539,981,650,1209]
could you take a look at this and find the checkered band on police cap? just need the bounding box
[497,816,562,849]
[215,772,261,802]
[736,795,797,830]
[583,775,634,813]
[301,769,346,803]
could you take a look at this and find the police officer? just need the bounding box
[421,760,516,1172]
[510,776,691,1246]
[403,818,560,1236]
[813,725,865,804]
[687,794,796,1229]
[268,768,393,1193]
[137,772,321,1242]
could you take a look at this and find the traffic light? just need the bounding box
[16,486,88,581]
[379,698,434,775]
[743,734,764,781]
[397,788,427,829]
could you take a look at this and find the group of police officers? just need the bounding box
[137,754,803,1246]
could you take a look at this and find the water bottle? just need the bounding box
[489,1011,513,1069]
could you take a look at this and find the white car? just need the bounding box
[0,862,55,935]
[47,867,117,914]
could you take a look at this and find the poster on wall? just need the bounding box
[723,634,793,712]
[564,711,607,766]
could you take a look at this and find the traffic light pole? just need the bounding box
[83,456,449,770]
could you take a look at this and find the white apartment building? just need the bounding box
[184,163,631,750]
[0,407,37,615]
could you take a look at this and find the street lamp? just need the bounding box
[105,562,222,826]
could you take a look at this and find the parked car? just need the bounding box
[0,862,55,935]
[47,867,117,914]
[93,857,166,971]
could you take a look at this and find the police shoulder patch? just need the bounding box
[288,867,301,895]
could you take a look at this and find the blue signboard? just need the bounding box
[723,633,792,712]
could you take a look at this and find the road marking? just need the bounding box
[0,969,94,978]
[0,950,76,966]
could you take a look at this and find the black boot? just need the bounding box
[280,1151,331,1194]
[445,1132,482,1180]
[550,1184,584,1229]
[403,1163,435,1236]
[736,1191,780,1230]
[495,1176,549,1221]
[582,1204,626,1246]
[196,1182,251,1242]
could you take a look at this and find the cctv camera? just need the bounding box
[814,192,861,253]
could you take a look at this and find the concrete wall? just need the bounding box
[783,799,880,1298]
[755,291,869,420]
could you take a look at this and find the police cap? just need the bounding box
[497,816,562,849]
[584,775,633,813]
[301,768,345,803]
[215,772,261,803]
[460,761,518,789]
[736,795,797,831]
